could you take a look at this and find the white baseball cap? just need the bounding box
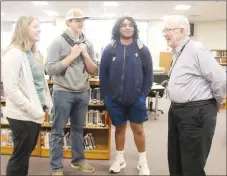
[65,8,89,21]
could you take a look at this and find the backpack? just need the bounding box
[60,32,88,75]
[108,39,146,73]
[61,32,88,47]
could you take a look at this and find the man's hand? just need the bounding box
[79,43,88,55]
[70,44,82,59]
[217,107,220,113]
[61,45,82,69]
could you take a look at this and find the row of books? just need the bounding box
[1,118,8,124]
[1,106,6,120]
[1,111,109,129]
[1,82,5,100]
[86,110,109,127]
[1,83,103,105]
[89,88,102,104]
[44,110,109,127]
[2,105,109,127]
[1,128,13,147]
[84,133,96,150]
[1,128,38,149]
[1,128,96,151]
[211,50,227,57]
[40,131,96,150]
[43,83,102,105]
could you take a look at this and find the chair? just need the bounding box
[160,80,168,98]
[147,80,168,115]
[160,80,168,88]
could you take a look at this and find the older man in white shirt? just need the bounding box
[163,15,226,176]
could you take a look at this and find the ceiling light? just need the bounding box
[103,1,119,7]
[1,12,5,16]
[175,5,191,10]
[43,10,58,16]
[32,1,48,5]
[188,14,200,17]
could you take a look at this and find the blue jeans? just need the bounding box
[50,90,89,171]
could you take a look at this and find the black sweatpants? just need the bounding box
[168,99,217,176]
[6,118,41,176]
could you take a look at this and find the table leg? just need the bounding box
[154,91,159,120]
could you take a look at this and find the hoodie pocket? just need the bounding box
[32,110,45,120]
[133,96,146,110]
[27,103,45,120]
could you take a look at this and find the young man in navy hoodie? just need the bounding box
[99,16,153,175]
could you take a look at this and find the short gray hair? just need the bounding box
[164,15,190,36]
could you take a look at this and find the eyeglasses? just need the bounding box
[162,28,180,33]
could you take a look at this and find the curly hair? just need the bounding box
[111,16,139,41]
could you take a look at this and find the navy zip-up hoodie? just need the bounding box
[99,39,153,106]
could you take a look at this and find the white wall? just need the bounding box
[146,20,227,67]
[54,17,149,62]
[1,19,226,64]
[147,20,169,68]
[1,22,13,52]
[194,20,226,50]
[0,21,56,60]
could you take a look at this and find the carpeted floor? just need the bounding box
[1,98,226,175]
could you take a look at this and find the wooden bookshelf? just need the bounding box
[88,103,104,107]
[40,147,109,160]
[39,122,111,160]
[47,78,100,86]
[1,78,112,160]
[41,123,109,130]
[1,146,14,155]
[0,123,9,126]
[1,99,6,103]
[1,135,41,156]
[211,49,227,65]
[89,78,100,86]
[220,97,227,109]
[211,50,227,109]
[47,80,53,84]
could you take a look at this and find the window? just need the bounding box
[137,21,148,46]
[38,23,55,61]
[12,22,55,61]
[1,32,12,56]
[84,19,115,61]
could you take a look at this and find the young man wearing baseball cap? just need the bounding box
[45,8,97,175]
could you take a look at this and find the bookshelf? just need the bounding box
[1,78,112,160]
[211,49,227,66]
[210,49,227,109]
[1,123,41,156]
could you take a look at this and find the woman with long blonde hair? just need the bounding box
[1,16,52,176]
